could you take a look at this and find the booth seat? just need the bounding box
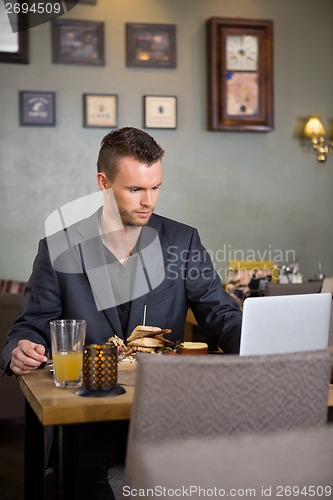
[0,285,26,422]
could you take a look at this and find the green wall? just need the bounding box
[1,0,333,282]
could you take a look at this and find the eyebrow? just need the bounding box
[127,183,162,190]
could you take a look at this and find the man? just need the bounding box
[1,127,242,498]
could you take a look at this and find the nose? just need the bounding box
[140,190,152,207]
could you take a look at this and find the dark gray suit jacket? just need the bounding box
[1,212,242,373]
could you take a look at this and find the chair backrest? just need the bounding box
[125,350,331,483]
[321,277,333,294]
[321,280,333,346]
[327,301,333,347]
[0,280,26,294]
[184,308,198,342]
[265,281,323,296]
[130,425,333,493]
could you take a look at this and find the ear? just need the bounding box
[97,172,110,191]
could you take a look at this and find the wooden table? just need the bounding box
[16,365,134,426]
[16,366,134,500]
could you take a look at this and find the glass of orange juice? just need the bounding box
[50,319,86,388]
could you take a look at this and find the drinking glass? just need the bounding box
[50,319,86,388]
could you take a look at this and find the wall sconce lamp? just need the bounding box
[302,116,333,163]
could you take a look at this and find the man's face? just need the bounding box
[99,157,162,226]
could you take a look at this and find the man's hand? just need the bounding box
[10,340,48,375]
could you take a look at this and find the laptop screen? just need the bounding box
[239,293,332,356]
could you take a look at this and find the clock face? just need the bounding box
[226,35,258,71]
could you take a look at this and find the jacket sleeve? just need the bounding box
[1,239,62,375]
[184,229,242,354]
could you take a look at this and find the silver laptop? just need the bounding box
[240,293,332,356]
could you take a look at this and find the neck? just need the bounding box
[100,212,141,264]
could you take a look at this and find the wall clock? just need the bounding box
[207,17,274,132]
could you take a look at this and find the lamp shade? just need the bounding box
[303,116,326,138]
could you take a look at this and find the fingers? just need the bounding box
[10,340,48,375]
[35,344,47,356]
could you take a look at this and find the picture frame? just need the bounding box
[52,19,105,66]
[0,11,29,63]
[207,17,274,132]
[83,94,118,128]
[144,96,177,129]
[19,91,56,126]
[126,23,176,68]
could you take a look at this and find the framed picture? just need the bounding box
[19,91,56,126]
[207,17,274,132]
[126,23,176,68]
[0,10,29,63]
[83,94,118,128]
[144,96,177,129]
[52,19,104,66]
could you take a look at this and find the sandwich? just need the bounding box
[127,325,173,353]
[127,337,164,353]
[107,324,174,360]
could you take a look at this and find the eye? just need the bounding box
[130,188,140,193]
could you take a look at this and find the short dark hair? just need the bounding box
[97,127,165,182]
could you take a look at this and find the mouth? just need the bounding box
[135,210,152,218]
